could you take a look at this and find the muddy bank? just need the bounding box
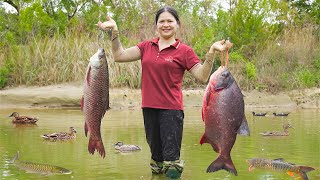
[0,84,319,110]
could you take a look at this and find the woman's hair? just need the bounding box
[155,6,180,25]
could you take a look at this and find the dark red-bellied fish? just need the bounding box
[81,48,109,158]
[200,66,250,175]
[246,158,315,180]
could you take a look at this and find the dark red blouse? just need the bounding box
[137,37,200,110]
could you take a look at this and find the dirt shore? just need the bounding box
[0,84,319,110]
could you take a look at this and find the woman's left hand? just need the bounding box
[209,39,233,53]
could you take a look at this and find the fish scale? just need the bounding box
[81,48,109,159]
[200,66,250,176]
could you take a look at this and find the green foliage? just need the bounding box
[19,2,54,37]
[294,69,317,88]
[243,61,256,80]
[0,68,9,88]
[229,50,246,63]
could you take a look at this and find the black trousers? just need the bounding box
[142,108,184,162]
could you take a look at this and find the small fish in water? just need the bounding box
[200,66,250,176]
[81,48,110,158]
[246,158,315,180]
[10,151,72,175]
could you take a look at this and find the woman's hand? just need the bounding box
[209,39,233,53]
[96,16,118,31]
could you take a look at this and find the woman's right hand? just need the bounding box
[97,16,118,31]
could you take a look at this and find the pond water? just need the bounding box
[0,107,319,180]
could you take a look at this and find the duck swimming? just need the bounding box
[259,124,293,136]
[41,127,77,141]
[252,112,267,116]
[113,141,141,153]
[8,112,38,124]
[273,112,290,116]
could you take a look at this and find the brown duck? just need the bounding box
[259,124,293,136]
[41,127,77,141]
[8,112,38,124]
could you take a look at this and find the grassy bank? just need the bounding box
[1,25,319,92]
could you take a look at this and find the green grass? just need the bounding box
[1,25,319,92]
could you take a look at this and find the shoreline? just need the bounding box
[0,84,319,110]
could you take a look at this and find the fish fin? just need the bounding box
[287,171,295,177]
[86,65,91,85]
[201,107,204,122]
[10,151,19,163]
[88,137,106,159]
[84,122,88,137]
[300,165,315,173]
[298,172,310,180]
[248,165,255,172]
[205,86,212,107]
[273,158,285,161]
[199,134,208,145]
[207,155,238,176]
[237,116,250,136]
[80,96,84,111]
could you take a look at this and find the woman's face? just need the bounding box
[156,11,179,40]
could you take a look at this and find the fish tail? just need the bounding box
[300,165,315,173]
[298,172,309,180]
[10,151,19,163]
[207,155,237,176]
[88,137,105,158]
[297,166,315,180]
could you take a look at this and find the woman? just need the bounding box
[97,6,232,179]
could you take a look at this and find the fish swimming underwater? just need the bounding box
[200,66,250,176]
[10,151,72,175]
[81,48,110,158]
[246,158,315,180]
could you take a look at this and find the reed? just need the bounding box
[1,25,319,91]
[3,30,142,88]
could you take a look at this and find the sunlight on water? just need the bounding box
[0,108,319,179]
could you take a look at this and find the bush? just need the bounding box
[0,66,10,89]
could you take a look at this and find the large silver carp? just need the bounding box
[200,66,250,175]
[81,48,109,158]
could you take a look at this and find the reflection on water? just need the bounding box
[0,108,319,179]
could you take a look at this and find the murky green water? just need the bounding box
[0,108,319,180]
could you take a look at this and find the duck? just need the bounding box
[259,123,293,136]
[41,127,77,141]
[273,112,290,116]
[8,112,38,124]
[252,112,267,116]
[113,141,141,153]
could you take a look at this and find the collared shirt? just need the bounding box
[137,37,200,110]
